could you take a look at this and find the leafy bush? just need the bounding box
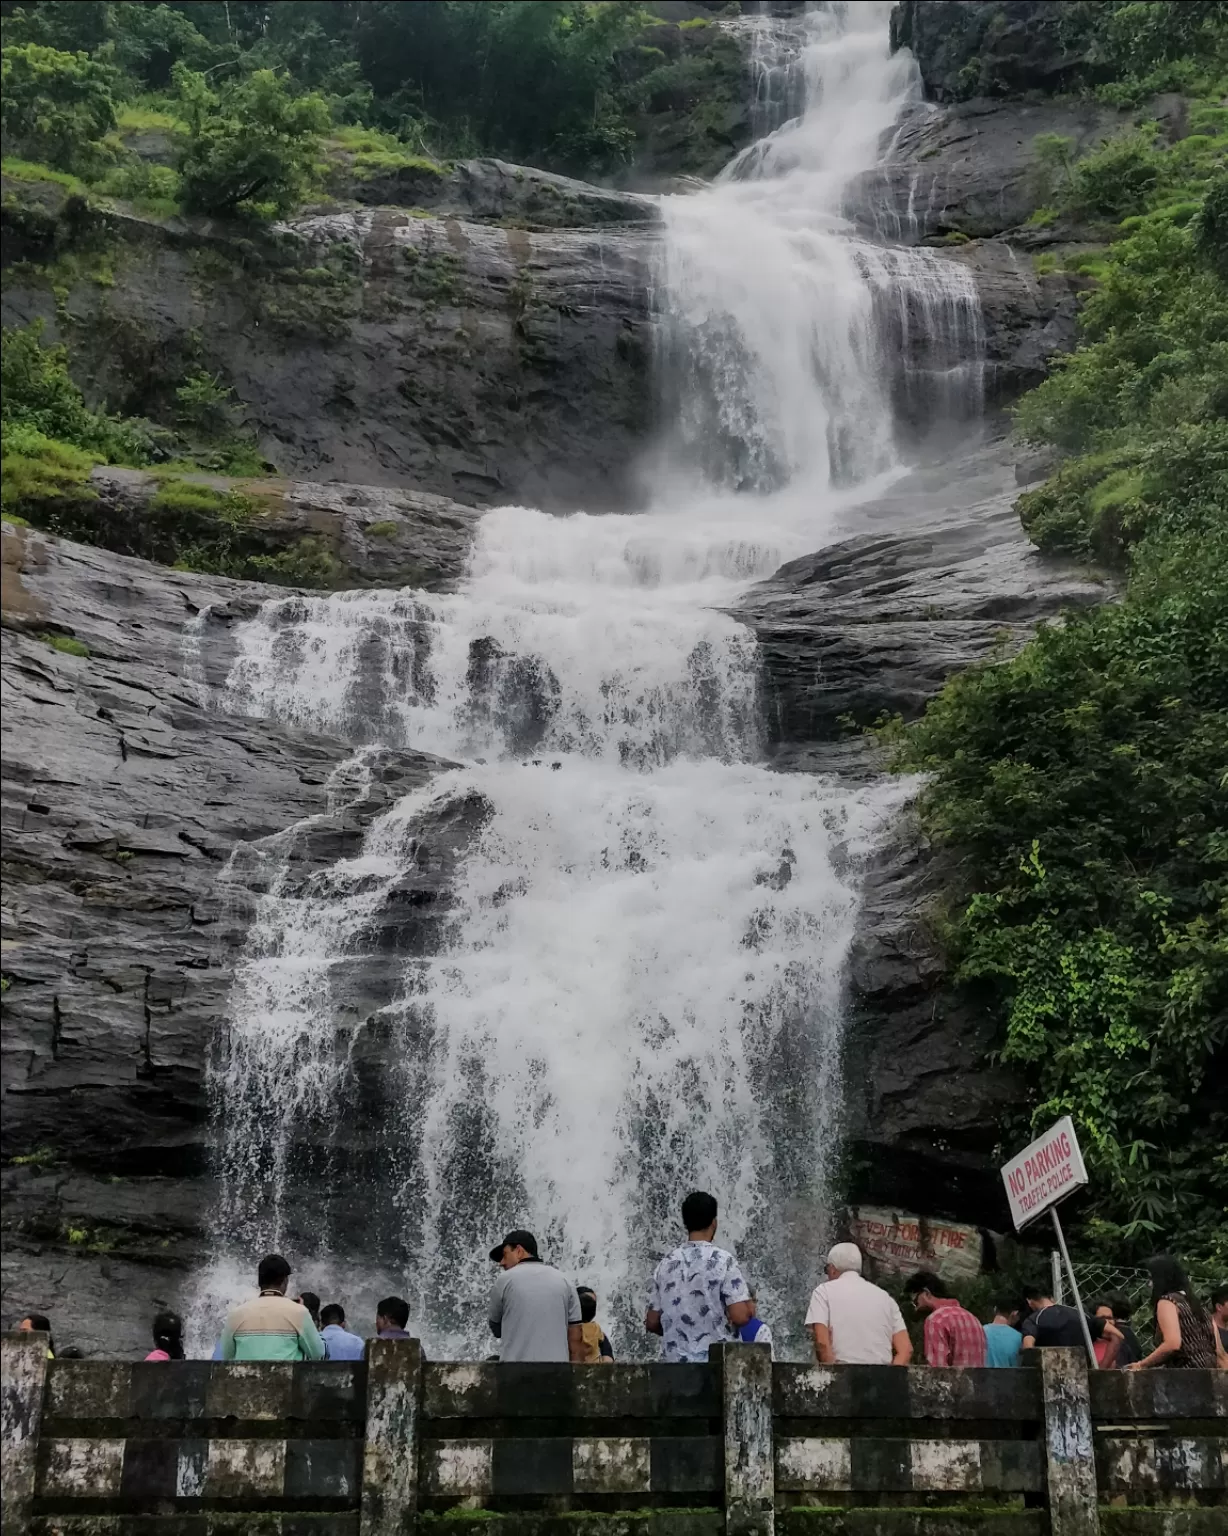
[1,321,152,463]
[175,369,233,434]
[1,424,96,511]
[0,43,118,172]
[175,67,330,217]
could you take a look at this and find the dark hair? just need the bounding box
[681,1190,718,1232]
[1105,1294,1134,1322]
[376,1296,410,1330]
[577,1288,597,1323]
[1146,1255,1206,1321]
[299,1291,321,1325]
[320,1303,346,1328]
[152,1310,185,1360]
[1212,1285,1228,1310]
[992,1294,1022,1319]
[904,1270,951,1300]
[258,1254,291,1290]
[1023,1277,1053,1304]
[22,1312,52,1333]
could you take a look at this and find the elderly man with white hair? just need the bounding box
[804,1242,913,1365]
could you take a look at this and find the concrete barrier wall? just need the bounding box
[2,1332,1224,1536]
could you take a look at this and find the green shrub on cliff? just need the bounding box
[0,320,150,463]
[0,42,118,173]
[175,66,330,217]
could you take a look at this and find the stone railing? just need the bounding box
[2,1332,1223,1534]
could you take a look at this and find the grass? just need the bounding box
[329,123,447,180]
[148,478,254,522]
[41,632,90,657]
[1,430,98,511]
[115,101,187,136]
[365,519,400,538]
[1,157,88,193]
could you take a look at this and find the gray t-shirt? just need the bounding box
[488,1260,581,1362]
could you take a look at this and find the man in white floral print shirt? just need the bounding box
[645,1190,753,1362]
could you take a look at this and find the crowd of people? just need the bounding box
[13,1192,1227,1371]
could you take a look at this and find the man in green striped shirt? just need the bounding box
[220,1254,325,1362]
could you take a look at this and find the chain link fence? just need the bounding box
[1054,1255,1151,1313]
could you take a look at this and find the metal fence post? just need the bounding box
[1040,1346,1101,1536]
[360,1338,425,1536]
[716,1342,774,1536]
[1,1331,50,1536]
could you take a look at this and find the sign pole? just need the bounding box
[1050,1206,1097,1369]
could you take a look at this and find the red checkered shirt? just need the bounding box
[923,1301,987,1367]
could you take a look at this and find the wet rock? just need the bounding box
[735,439,1110,1218]
[343,157,656,229]
[0,522,478,1348]
[890,1,1100,103]
[849,96,1125,244]
[1,185,654,514]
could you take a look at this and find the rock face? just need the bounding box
[0,522,483,1353]
[851,97,1126,243]
[736,438,1107,1211]
[890,1,1097,102]
[1,183,656,514]
[42,466,482,592]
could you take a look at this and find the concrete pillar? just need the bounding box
[360,1338,425,1536]
[715,1342,774,1536]
[1041,1346,1101,1536]
[2,1331,50,1536]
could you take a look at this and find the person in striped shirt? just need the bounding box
[220,1254,325,1362]
[905,1271,987,1368]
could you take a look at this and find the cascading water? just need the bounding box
[197,1,979,1357]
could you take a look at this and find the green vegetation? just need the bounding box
[0,0,742,193]
[41,632,90,657]
[891,12,1228,1274]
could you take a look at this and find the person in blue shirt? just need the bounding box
[736,1288,774,1355]
[319,1303,367,1361]
[983,1295,1023,1367]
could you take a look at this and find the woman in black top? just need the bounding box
[1126,1256,1223,1370]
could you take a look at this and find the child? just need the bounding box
[576,1286,614,1363]
[736,1288,773,1354]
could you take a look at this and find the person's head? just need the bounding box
[1145,1255,1202,1317]
[298,1291,321,1327]
[257,1254,292,1294]
[1101,1294,1134,1324]
[375,1296,409,1333]
[577,1287,598,1323]
[320,1303,347,1330]
[1211,1285,1228,1324]
[18,1312,52,1334]
[991,1295,1021,1325]
[489,1230,540,1270]
[824,1243,863,1281]
[151,1310,184,1360]
[904,1271,953,1314]
[681,1191,718,1240]
[1023,1279,1054,1311]
[1093,1301,1113,1321]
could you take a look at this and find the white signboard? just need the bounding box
[1001,1115,1088,1231]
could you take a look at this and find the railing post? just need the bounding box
[715,1342,774,1536]
[1,1331,50,1536]
[360,1338,425,1536]
[1041,1347,1101,1536]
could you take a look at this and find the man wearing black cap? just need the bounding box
[488,1229,583,1363]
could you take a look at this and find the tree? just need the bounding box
[175,66,330,217]
[0,42,117,171]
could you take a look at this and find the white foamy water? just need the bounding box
[196,2,974,1358]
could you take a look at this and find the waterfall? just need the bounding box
[197,1,978,1357]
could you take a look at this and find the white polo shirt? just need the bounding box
[804,1270,907,1364]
